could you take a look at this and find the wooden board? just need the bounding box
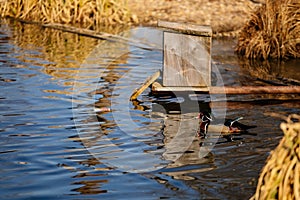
[216,86,300,94]
[152,83,300,94]
[130,71,160,100]
[158,21,212,37]
[163,31,211,87]
[152,82,209,92]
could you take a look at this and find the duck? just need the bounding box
[197,111,257,140]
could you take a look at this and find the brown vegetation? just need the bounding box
[251,114,300,200]
[128,0,259,36]
[0,0,262,36]
[0,0,132,29]
[236,0,300,59]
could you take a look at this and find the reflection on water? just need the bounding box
[1,19,300,199]
[239,58,300,86]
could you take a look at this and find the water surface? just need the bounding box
[0,19,299,199]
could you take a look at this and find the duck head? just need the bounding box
[197,111,213,138]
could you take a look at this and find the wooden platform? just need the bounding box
[130,70,300,100]
[129,21,300,101]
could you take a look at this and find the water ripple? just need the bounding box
[1,20,300,200]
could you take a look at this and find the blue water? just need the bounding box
[0,19,299,200]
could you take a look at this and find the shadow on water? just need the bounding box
[0,19,300,199]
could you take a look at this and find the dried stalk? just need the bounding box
[0,0,132,28]
[251,114,300,200]
[236,0,300,59]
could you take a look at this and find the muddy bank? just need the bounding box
[129,0,263,37]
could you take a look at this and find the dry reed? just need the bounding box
[236,0,300,59]
[251,114,300,200]
[0,0,132,28]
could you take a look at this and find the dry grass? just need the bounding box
[236,0,300,59]
[251,114,300,200]
[0,0,132,28]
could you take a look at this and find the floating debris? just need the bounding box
[94,107,111,112]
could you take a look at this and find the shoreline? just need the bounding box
[128,0,263,37]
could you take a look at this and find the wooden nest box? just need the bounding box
[130,21,300,101]
[159,21,212,88]
[130,21,212,100]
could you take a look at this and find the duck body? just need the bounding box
[224,117,257,133]
[197,112,256,139]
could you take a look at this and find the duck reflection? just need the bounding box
[156,112,216,181]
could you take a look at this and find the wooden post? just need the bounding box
[158,21,212,87]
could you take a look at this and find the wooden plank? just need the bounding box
[18,20,158,51]
[152,82,209,92]
[212,86,300,94]
[163,31,211,87]
[158,21,212,37]
[152,83,300,94]
[130,71,160,100]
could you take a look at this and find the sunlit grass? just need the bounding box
[236,0,300,59]
[0,0,132,28]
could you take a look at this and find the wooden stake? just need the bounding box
[130,71,161,100]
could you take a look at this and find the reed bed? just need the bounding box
[236,0,300,59]
[0,0,132,28]
[251,114,300,200]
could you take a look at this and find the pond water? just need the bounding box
[0,19,300,200]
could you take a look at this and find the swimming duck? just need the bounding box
[197,111,256,139]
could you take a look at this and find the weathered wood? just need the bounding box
[152,83,300,94]
[130,71,161,100]
[158,20,212,37]
[211,86,300,94]
[18,20,158,51]
[152,82,209,92]
[163,31,211,87]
